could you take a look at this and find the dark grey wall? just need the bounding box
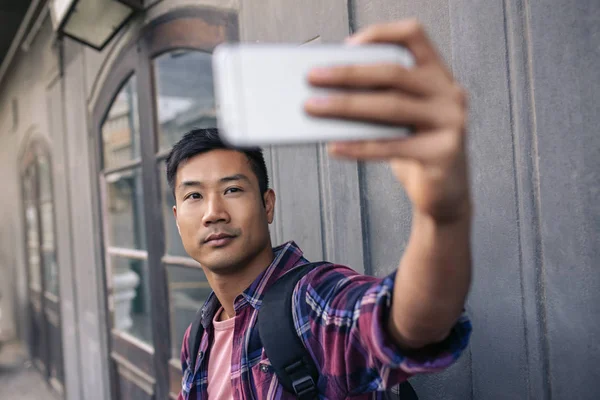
[349,0,600,399]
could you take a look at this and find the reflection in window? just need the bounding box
[38,155,59,296]
[159,161,187,257]
[105,168,146,250]
[102,76,140,170]
[111,256,153,343]
[154,50,216,151]
[167,265,211,358]
[37,155,53,204]
[23,165,41,289]
[25,203,41,289]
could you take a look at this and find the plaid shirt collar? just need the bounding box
[199,240,308,329]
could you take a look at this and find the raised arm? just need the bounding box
[305,19,472,350]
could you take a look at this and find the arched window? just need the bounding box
[92,8,238,399]
[20,137,64,396]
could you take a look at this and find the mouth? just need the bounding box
[204,232,236,247]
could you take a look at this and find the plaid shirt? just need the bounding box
[179,241,471,399]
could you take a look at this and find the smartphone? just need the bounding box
[212,43,415,147]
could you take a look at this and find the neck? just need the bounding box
[204,246,275,321]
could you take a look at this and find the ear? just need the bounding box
[173,205,181,235]
[263,189,276,224]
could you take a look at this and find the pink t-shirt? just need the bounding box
[207,308,235,399]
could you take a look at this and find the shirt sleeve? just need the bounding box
[293,263,472,396]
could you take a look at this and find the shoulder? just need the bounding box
[293,262,384,313]
[298,262,380,291]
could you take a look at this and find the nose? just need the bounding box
[202,195,230,226]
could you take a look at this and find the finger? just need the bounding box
[348,19,447,71]
[307,63,448,97]
[327,130,462,163]
[305,91,437,128]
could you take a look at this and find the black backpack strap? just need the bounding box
[187,307,205,373]
[387,381,419,400]
[397,380,419,400]
[258,262,325,400]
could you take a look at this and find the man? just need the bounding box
[171,19,472,399]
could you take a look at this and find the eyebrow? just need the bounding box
[178,174,251,191]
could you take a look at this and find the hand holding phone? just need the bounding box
[306,20,470,224]
[212,43,415,146]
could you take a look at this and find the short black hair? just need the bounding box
[166,128,269,200]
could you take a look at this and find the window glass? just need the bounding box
[37,154,53,203]
[102,76,141,170]
[38,155,59,296]
[159,161,188,257]
[167,265,211,357]
[105,167,146,249]
[23,165,42,289]
[25,203,41,289]
[110,256,153,343]
[153,50,216,152]
[41,202,59,296]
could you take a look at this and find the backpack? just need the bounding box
[187,262,418,399]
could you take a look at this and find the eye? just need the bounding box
[225,187,243,195]
[185,192,202,201]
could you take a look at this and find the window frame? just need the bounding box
[91,7,239,400]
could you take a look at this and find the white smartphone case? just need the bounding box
[212,43,415,147]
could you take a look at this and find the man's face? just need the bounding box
[173,149,275,274]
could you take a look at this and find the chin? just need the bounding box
[203,258,245,275]
[198,249,243,274]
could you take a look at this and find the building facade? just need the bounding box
[0,0,598,399]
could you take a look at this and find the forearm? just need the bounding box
[389,207,472,349]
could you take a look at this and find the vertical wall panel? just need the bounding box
[353,1,472,399]
[261,146,281,246]
[353,0,452,272]
[448,0,529,397]
[318,145,365,272]
[47,77,82,400]
[527,1,600,398]
[62,39,111,400]
[239,0,348,44]
[504,0,549,397]
[273,145,325,260]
